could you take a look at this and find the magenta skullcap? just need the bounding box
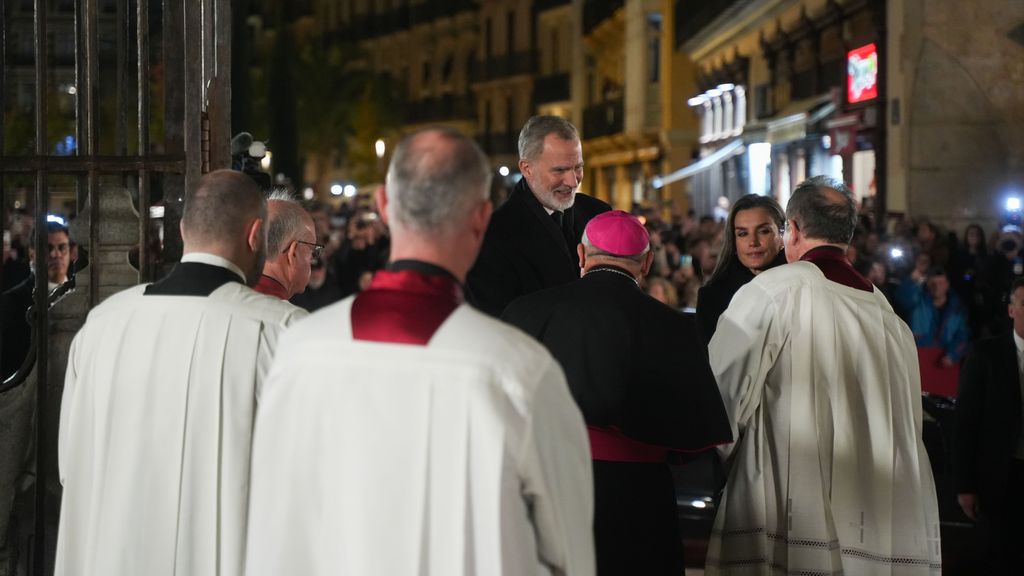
[585,210,650,256]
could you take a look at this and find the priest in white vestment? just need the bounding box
[56,171,307,576]
[245,128,595,576]
[706,176,942,575]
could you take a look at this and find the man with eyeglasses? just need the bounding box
[254,190,321,301]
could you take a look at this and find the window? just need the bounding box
[647,13,662,83]
[507,10,515,55]
[550,28,559,73]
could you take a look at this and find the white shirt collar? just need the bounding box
[180,252,247,284]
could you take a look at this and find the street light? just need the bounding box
[375,139,386,159]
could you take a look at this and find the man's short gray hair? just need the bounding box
[518,115,579,161]
[786,175,858,245]
[580,229,650,263]
[385,127,492,235]
[265,189,308,256]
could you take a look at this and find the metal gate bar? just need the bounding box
[2,1,231,572]
[31,0,50,573]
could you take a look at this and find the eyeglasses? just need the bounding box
[290,240,324,259]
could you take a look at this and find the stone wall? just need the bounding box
[890,0,1024,233]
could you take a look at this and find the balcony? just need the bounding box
[407,95,475,124]
[583,99,624,139]
[583,0,624,35]
[477,132,518,156]
[535,0,571,12]
[474,51,536,82]
[674,0,742,47]
[534,73,570,104]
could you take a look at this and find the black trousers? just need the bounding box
[593,461,685,576]
[977,458,1024,572]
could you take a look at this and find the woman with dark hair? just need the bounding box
[696,194,787,344]
[952,223,995,336]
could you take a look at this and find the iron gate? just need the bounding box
[0,0,232,573]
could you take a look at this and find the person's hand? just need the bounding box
[940,355,955,368]
[957,493,979,521]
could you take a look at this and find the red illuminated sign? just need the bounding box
[847,43,878,104]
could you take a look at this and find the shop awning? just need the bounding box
[651,138,744,189]
[739,93,836,145]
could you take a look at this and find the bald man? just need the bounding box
[56,170,307,576]
[246,128,594,575]
[254,190,319,300]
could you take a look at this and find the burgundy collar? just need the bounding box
[800,245,873,292]
[351,265,464,345]
[254,274,290,300]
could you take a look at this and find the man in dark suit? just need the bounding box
[503,210,732,575]
[466,115,610,316]
[1,220,73,380]
[955,276,1024,571]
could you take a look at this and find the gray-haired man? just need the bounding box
[254,190,320,300]
[467,115,610,317]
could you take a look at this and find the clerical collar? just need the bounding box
[255,274,289,300]
[800,245,846,261]
[800,244,873,292]
[181,252,247,283]
[387,259,461,287]
[584,265,639,288]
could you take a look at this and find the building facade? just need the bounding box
[670,0,1024,229]
[306,0,699,212]
[670,0,884,218]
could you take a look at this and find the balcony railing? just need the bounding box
[474,51,536,82]
[535,0,571,12]
[407,95,475,124]
[583,99,624,139]
[534,73,571,104]
[583,0,624,35]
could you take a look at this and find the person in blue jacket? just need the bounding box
[896,265,970,365]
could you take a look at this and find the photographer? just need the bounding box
[330,210,389,298]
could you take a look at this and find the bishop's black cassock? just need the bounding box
[503,265,732,575]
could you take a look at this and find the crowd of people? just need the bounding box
[0,114,1019,575]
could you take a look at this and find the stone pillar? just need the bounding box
[591,166,609,205]
[613,164,632,211]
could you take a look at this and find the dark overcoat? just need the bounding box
[466,178,609,317]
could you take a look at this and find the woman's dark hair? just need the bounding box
[706,194,785,286]
[962,223,987,255]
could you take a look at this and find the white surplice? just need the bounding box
[244,298,595,576]
[56,282,306,576]
[706,261,942,576]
